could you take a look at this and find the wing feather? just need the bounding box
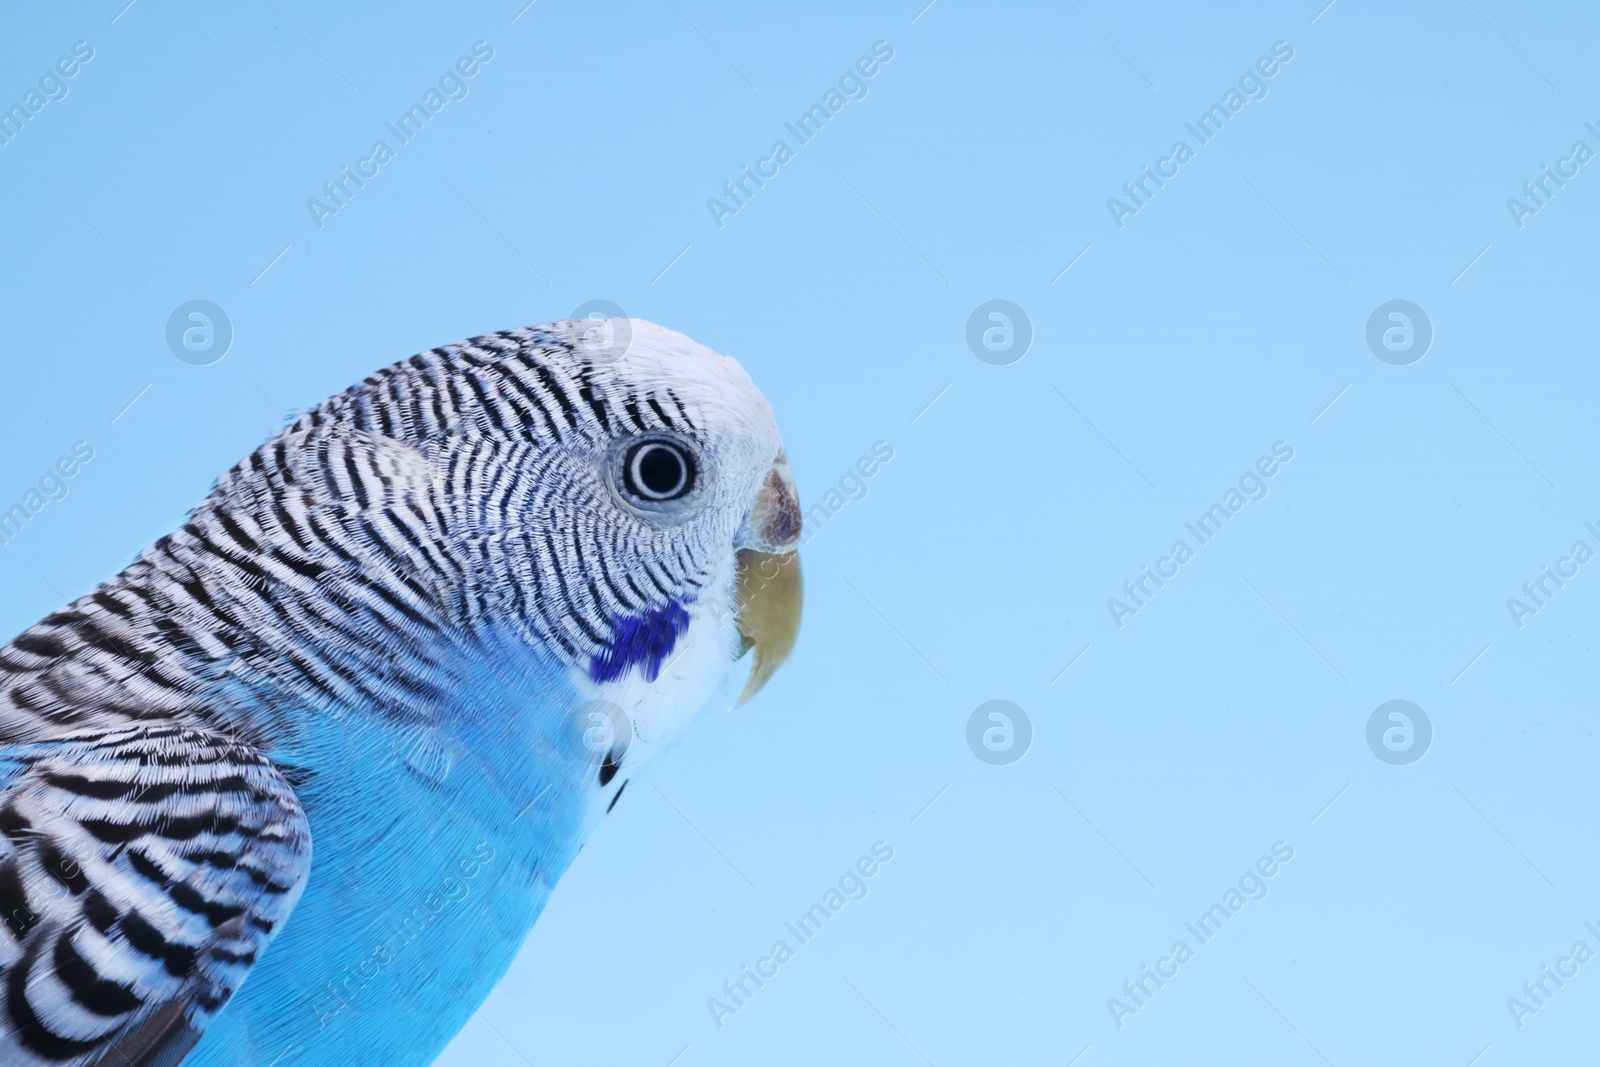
[0,724,310,1067]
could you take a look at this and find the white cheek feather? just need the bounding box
[569,549,746,776]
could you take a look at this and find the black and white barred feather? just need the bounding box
[0,727,307,1064]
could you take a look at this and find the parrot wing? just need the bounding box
[0,723,310,1067]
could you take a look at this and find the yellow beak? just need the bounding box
[735,548,802,704]
[732,454,802,704]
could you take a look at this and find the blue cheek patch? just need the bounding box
[589,601,691,684]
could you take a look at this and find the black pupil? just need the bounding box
[637,445,687,497]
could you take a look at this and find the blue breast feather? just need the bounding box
[190,652,596,1066]
[587,601,691,683]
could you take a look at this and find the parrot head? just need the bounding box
[401,318,804,724]
[280,317,801,776]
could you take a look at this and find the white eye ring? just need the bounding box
[620,438,697,503]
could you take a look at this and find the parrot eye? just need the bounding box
[621,439,697,503]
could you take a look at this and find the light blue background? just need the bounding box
[3,2,1598,1064]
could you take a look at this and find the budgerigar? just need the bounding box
[0,320,802,1065]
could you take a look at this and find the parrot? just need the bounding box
[0,319,803,1066]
